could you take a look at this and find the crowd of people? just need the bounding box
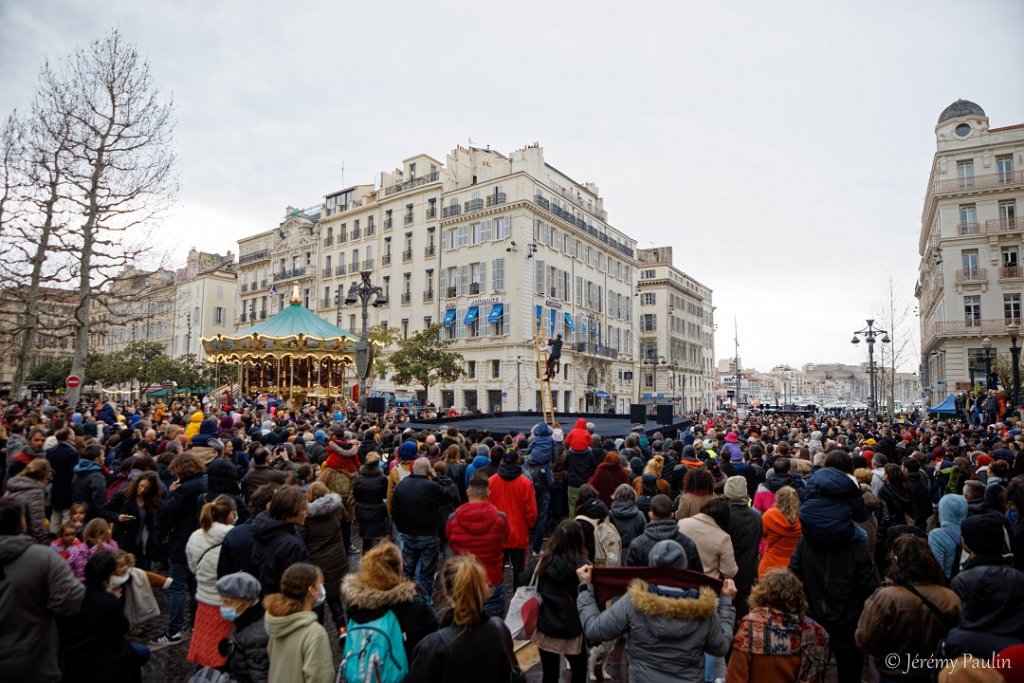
[0,393,1023,683]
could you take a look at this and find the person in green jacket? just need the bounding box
[264,562,334,683]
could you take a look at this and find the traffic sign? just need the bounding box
[65,375,82,389]
[161,380,175,389]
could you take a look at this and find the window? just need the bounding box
[401,319,409,340]
[494,216,510,239]
[964,295,981,326]
[467,360,476,379]
[999,200,1017,229]
[641,292,656,306]
[958,204,977,234]
[641,313,657,332]
[403,272,411,296]
[1006,294,1022,323]
[492,258,505,291]
[997,154,1015,183]
[961,249,979,274]
[423,315,432,328]
[216,285,224,300]
[956,160,974,188]
[214,307,225,324]
[491,359,500,379]
[640,269,656,280]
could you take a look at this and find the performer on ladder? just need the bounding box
[543,333,563,381]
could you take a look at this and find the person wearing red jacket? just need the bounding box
[446,472,510,616]
[564,417,592,453]
[488,451,538,592]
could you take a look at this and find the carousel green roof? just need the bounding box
[233,303,353,340]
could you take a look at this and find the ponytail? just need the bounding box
[199,494,236,531]
[264,562,321,617]
[441,556,489,628]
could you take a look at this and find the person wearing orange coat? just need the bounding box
[758,486,802,579]
[488,450,537,591]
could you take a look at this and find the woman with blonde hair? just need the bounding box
[341,541,438,663]
[407,556,518,682]
[726,568,830,683]
[264,562,334,683]
[759,486,803,578]
[186,494,237,667]
[4,456,52,543]
[631,455,670,496]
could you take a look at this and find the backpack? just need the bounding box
[341,609,408,683]
[575,515,622,567]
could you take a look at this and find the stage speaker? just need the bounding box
[629,403,647,424]
[656,404,673,425]
[366,397,387,414]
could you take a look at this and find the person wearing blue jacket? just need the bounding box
[929,493,969,580]
[798,451,868,550]
[464,446,492,487]
[526,422,555,552]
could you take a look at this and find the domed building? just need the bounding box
[917,100,1024,408]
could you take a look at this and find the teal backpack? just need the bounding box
[341,610,408,683]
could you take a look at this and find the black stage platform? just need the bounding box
[404,411,692,439]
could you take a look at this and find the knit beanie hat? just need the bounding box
[648,540,687,569]
[961,514,1005,557]
[398,439,418,461]
[724,476,748,501]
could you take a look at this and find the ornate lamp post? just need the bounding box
[1008,322,1021,408]
[982,336,996,390]
[851,319,890,420]
[344,270,388,410]
[647,351,666,404]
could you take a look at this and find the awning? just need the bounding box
[595,389,610,399]
[549,309,556,334]
[464,306,479,325]
[581,321,588,334]
[443,309,456,326]
[564,312,575,331]
[488,304,504,323]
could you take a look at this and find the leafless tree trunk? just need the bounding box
[876,277,916,413]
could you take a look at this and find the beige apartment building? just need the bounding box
[0,286,79,388]
[635,247,716,412]
[917,100,1023,402]
[172,250,238,360]
[238,143,644,413]
[92,266,177,356]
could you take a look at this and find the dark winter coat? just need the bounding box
[342,573,439,662]
[217,513,261,578]
[407,614,514,683]
[223,602,269,683]
[251,514,308,595]
[798,468,868,550]
[789,535,879,638]
[71,460,115,522]
[58,585,139,683]
[105,491,159,561]
[726,499,762,617]
[941,557,1024,658]
[575,496,610,561]
[904,471,934,527]
[531,553,585,639]
[353,464,389,540]
[159,472,208,564]
[206,456,242,497]
[609,498,647,551]
[566,448,596,488]
[46,441,79,510]
[625,520,704,572]
[391,474,456,537]
[878,484,917,539]
[300,493,347,598]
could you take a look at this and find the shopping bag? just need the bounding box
[504,564,542,639]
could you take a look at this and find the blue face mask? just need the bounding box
[219,606,238,621]
[315,585,326,607]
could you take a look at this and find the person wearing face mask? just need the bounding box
[216,572,269,683]
[185,494,238,667]
[264,562,334,683]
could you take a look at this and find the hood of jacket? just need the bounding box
[470,455,490,470]
[498,463,523,480]
[307,492,343,518]
[0,534,33,564]
[765,471,801,493]
[264,609,319,638]
[341,572,418,610]
[609,498,641,521]
[764,509,802,537]
[573,418,588,432]
[358,463,383,477]
[938,494,969,529]
[189,411,204,425]
[576,497,609,521]
[251,514,297,542]
[806,467,858,499]
[451,501,502,535]
[956,565,1024,635]
[644,519,682,542]
[534,422,553,438]
[73,459,103,475]
[628,580,718,620]
[5,475,46,496]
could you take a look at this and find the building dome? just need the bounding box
[938,99,985,124]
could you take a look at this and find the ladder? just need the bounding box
[535,317,557,428]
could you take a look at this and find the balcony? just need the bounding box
[238,249,270,264]
[446,286,457,298]
[351,229,361,240]
[987,217,1021,235]
[382,171,440,197]
[260,279,267,288]
[335,265,347,276]
[273,267,307,282]
[401,292,411,304]
[404,214,414,225]
[932,169,1024,195]
[366,224,375,236]
[464,198,484,213]
[321,298,332,309]
[469,282,481,295]
[925,318,1019,350]
[241,283,249,292]
[383,218,393,230]
[402,249,413,262]
[237,313,247,324]
[362,259,373,271]
[324,236,334,247]
[424,245,436,257]
[338,231,348,242]
[426,207,437,219]
[534,194,550,210]
[956,222,981,236]
[574,341,618,360]
[423,290,434,302]
[382,253,392,266]
[486,192,507,207]
[442,205,461,218]
[999,265,1022,280]
[955,268,987,284]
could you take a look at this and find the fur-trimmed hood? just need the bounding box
[341,572,418,610]
[627,579,718,620]
[307,492,342,517]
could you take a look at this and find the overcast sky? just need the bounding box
[2,0,1022,373]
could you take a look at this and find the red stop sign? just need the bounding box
[65,375,82,389]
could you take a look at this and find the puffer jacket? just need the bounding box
[71,459,114,522]
[564,418,592,452]
[407,614,514,683]
[609,497,647,551]
[353,464,388,540]
[625,519,703,572]
[186,521,233,605]
[183,410,205,441]
[4,475,50,543]
[533,553,585,639]
[446,501,509,587]
[488,465,537,550]
[941,557,1024,658]
[527,422,555,466]
[342,573,438,662]
[225,602,269,683]
[928,494,969,580]
[798,468,868,550]
[300,493,347,598]
[577,580,734,683]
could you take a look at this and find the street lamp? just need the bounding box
[851,319,890,420]
[516,356,522,411]
[1008,322,1021,408]
[344,270,388,410]
[647,352,666,403]
[982,336,996,390]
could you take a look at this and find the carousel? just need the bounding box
[201,286,357,404]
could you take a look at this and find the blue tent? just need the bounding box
[927,394,957,415]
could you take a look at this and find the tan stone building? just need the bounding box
[0,286,79,388]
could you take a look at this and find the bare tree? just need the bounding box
[55,30,178,404]
[876,277,917,413]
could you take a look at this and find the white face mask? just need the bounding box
[109,573,130,588]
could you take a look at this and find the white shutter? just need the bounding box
[458,265,469,296]
[492,258,504,291]
[440,269,447,294]
[479,261,486,290]
[442,229,452,251]
[481,219,492,241]
[535,260,545,294]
